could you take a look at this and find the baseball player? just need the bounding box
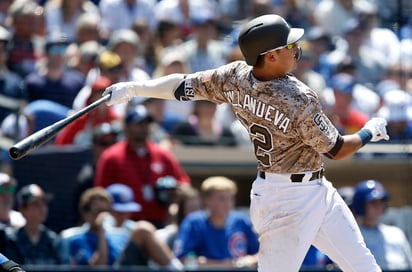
[103,14,389,271]
[0,254,25,272]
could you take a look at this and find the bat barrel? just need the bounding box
[8,94,111,160]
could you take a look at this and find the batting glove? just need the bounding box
[362,117,390,142]
[102,82,137,106]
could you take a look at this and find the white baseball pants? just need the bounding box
[250,173,381,272]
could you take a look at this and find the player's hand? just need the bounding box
[362,117,390,142]
[0,260,26,272]
[103,82,136,106]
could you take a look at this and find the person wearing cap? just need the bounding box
[95,104,191,228]
[104,183,184,270]
[0,173,25,230]
[24,32,85,109]
[71,122,121,225]
[106,29,150,83]
[351,180,412,270]
[4,184,61,265]
[327,72,369,134]
[54,76,121,146]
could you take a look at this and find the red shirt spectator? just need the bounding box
[94,105,190,227]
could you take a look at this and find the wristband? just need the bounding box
[357,129,372,146]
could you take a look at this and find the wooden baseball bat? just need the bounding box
[9,94,111,160]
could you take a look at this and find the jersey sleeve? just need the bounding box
[296,93,339,154]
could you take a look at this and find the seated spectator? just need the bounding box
[0,173,25,230]
[60,187,129,266]
[325,73,368,134]
[72,122,120,225]
[24,33,85,109]
[5,0,41,78]
[173,176,259,268]
[375,89,412,141]
[104,183,141,235]
[171,100,237,146]
[156,185,202,250]
[4,184,61,265]
[54,76,121,147]
[94,105,191,228]
[352,180,412,270]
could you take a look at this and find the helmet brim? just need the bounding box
[287,28,305,45]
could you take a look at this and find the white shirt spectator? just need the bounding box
[99,0,156,35]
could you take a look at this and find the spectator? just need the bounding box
[176,15,230,72]
[94,104,191,228]
[0,0,12,26]
[67,41,102,78]
[0,25,26,124]
[71,122,120,225]
[60,187,129,266]
[106,29,151,81]
[0,173,25,229]
[156,185,202,250]
[105,183,184,271]
[173,176,259,268]
[4,184,61,265]
[352,180,412,270]
[73,12,101,45]
[54,76,121,147]
[326,18,386,87]
[375,89,412,141]
[326,73,368,134]
[24,33,85,108]
[5,0,41,78]
[73,50,126,115]
[313,0,365,37]
[98,0,156,40]
[171,100,237,146]
[104,183,141,235]
[43,0,99,43]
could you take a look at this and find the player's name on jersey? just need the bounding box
[224,90,290,133]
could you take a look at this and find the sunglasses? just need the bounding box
[260,43,297,55]
[48,45,68,56]
[0,185,16,195]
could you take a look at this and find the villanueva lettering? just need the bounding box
[224,90,290,133]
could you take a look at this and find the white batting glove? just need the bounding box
[102,82,137,106]
[362,117,390,142]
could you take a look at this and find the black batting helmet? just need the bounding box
[238,14,304,66]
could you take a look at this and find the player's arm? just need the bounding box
[325,118,389,160]
[103,73,204,105]
[0,254,25,272]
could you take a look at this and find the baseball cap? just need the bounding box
[0,26,10,43]
[376,89,412,122]
[125,105,153,124]
[106,183,141,213]
[107,29,140,53]
[98,51,122,71]
[331,73,356,93]
[16,184,53,208]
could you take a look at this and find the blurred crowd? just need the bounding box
[0,0,411,270]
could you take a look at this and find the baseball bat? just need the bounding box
[9,94,111,160]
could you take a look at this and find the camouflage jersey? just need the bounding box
[174,61,339,174]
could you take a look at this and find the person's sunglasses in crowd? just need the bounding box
[0,185,16,195]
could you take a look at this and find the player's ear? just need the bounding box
[266,52,276,62]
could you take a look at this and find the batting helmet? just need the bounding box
[351,180,389,216]
[238,14,304,66]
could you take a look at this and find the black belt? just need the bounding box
[258,168,324,182]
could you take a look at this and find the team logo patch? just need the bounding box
[313,113,329,133]
[174,78,195,101]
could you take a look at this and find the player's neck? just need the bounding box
[252,67,287,81]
